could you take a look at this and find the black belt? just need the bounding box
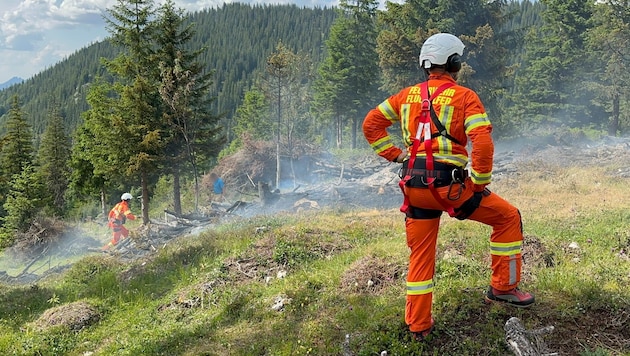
[400,160,467,188]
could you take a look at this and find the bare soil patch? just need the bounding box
[32,300,100,332]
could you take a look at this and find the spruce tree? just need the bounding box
[70,80,120,218]
[313,0,382,149]
[0,165,45,248]
[88,0,165,224]
[233,87,272,143]
[155,0,224,214]
[585,1,630,135]
[0,96,34,184]
[510,0,596,132]
[0,96,38,247]
[0,96,35,220]
[37,106,72,216]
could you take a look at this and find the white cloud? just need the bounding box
[0,0,345,84]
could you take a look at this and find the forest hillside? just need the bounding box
[0,3,337,135]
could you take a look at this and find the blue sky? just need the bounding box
[0,0,343,84]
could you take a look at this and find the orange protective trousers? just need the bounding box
[404,178,523,333]
[110,225,129,245]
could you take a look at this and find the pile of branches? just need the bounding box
[11,214,65,258]
[205,134,325,196]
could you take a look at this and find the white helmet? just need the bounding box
[419,33,465,70]
[121,193,133,201]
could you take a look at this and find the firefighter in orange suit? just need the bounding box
[362,33,534,341]
[102,193,136,251]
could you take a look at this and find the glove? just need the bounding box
[454,188,490,220]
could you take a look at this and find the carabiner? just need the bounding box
[451,169,460,183]
[447,180,464,201]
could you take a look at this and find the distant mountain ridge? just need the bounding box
[0,4,337,135]
[0,77,23,91]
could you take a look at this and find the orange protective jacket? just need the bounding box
[108,200,136,229]
[362,73,494,190]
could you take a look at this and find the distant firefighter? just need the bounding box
[209,172,225,202]
[102,193,136,251]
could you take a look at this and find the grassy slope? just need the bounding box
[0,159,629,355]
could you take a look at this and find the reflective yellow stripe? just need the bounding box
[464,113,490,133]
[470,168,492,185]
[490,241,522,256]
[435,105,455,156]
[371,136,394,154]
[378,100,399,122]
[400,104,412,145]
[413,153,468,168]
[406,279,433,295]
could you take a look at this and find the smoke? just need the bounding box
[0,224,103,283]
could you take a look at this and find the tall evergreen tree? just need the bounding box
[263,43,316,188]
[37,106,72,216]
[0,96,35,219]
[156,0,225,214]
[0,96,38,247]
[0,96,34,184]
[0,164,45,247]
[90,0,165,224]
[585,1,630,135]
[314,0,382,149]
[510,0,596,132]
[68,124,110,218]
[71,80,121,218]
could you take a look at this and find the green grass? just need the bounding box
[1,164,629,355]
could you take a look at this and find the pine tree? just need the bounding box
[266,42,298,189]
[314,0,382,149]
[0,96,35,220]
[156,0,225,214]
[90,0,165,224]
[0,165,45,248]
[510,0,596,132]
[585,1,630,135]
[0,96,39,247]
[0,96,34,183]
[263,42,315,189]
[37,106,72,216]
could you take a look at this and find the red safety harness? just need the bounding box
[399,81,457,217]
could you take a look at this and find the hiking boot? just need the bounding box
[485,287,535,308]
[411,319,434,342]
